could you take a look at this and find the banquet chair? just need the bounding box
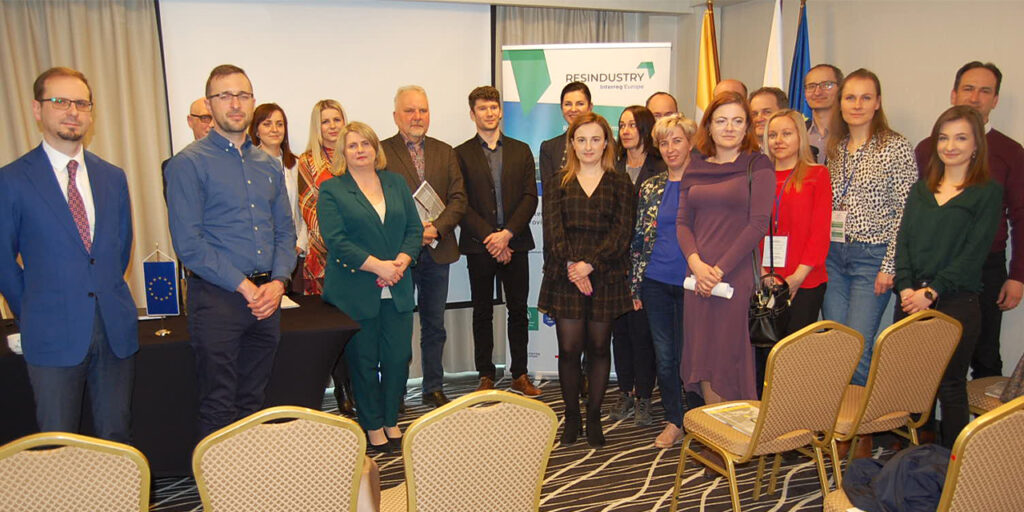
[193,405,367,512]
[669,321,863,512]
[966,376,1009,415]
[830,310,961,487]
[379,390,558,512]
[824,395,1024,512]
[0,431,150,512]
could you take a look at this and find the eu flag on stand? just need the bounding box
[144,260,180,316]
[787,2,813,119]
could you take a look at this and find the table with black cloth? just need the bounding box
[0,294,358,476]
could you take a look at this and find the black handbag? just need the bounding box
[746,160,791,348]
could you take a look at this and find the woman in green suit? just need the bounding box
[318,122,423,453]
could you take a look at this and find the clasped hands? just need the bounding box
[483,229,514,264]
[372,254,413,288]
[567,260,594,296]
[899,287,934,314]
[688,255,723,298]
[237,278,285,321]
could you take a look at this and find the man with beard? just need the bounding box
[165,64,296,438]
[0,67,138,442]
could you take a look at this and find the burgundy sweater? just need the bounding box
[916,129,1024,281]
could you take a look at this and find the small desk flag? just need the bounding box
[144,260,180,316]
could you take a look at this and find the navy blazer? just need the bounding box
[318,170,423,321]
[0,144,138,366]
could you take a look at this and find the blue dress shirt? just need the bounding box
[165,130,296,292]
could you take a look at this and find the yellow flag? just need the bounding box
[695,5,721,121]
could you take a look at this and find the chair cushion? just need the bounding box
[966,377,1007,415]
[683,401,814,458]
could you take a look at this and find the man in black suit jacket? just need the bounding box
[456,86,540,396]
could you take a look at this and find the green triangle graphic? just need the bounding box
[505,49,551,116]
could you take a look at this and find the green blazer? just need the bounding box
[318,170,423,320]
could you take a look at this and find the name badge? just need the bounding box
[830,211,848,243]
[762,235,788,268]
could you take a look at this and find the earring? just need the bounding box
[971,151,977,160]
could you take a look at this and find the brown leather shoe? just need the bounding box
[510,374,542,396]
[853,434,874,459]
[476,376,495,391]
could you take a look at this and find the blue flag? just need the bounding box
[144,261,180,316]
[787,4,812,118]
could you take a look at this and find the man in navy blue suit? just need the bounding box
[0,67,138,443]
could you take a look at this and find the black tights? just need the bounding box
[556,319,612,419]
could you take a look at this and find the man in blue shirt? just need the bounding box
[165,64,296,438]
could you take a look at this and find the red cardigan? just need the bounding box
[760,165,832,288]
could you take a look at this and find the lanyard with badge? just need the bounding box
[762,171,792,268]
[830,143,863,243]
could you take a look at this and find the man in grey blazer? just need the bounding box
[381,85,467,408]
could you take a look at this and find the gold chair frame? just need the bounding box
[669,321,863,512]
[192,405,366,512]
[0,431,151,512]
[381,389,558,512]
[830,310,961,487]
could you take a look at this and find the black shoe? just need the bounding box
[422,390,450,408]
[385,432,403,452]
[586,414,605,447]
[368,440,391,454]
[561,414,583,445]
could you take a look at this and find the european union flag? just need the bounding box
[787,3,812,119]
[144,261,179,316]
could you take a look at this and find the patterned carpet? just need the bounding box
[151,377,892,511]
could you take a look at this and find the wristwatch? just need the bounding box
[923,288,937,303]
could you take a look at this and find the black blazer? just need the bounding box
[538,132,567,189]
[455,134,538,254]
[614,152,667,194]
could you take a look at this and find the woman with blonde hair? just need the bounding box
[319,122,422,453]
[297,99,347,295]
[538,112,634,447]
[629,113,697,447]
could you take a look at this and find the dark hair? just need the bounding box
[468,86,500,109]
[617,106,658,158]
[694,91,759,156]
[826,68,894,160]
[560,81,592,104]
[645,91,677,110]
[925,105,990,192]
[749,87,788,109]
[953,61,1002,94]
[33,67,92,102]
[205,64,250,97]
[808,63,844,84]
[249,103,297,169]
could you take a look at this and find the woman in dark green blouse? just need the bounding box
[894,105,1002,447]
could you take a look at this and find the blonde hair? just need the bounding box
[560,113,617,187]
[763,109,817,192]
[305,99,347,170]
[651,113,697,146]
[330,122,387,176]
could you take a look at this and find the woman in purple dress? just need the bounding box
[676,92,774,403]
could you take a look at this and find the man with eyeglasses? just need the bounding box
[165,64,296,438]
[804,64,843,163]
[0,67,138,442]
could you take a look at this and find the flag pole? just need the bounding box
[153,243,172,336]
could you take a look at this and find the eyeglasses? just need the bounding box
[805,81,838,91]
[189,113,213,123]
[207,91,254,102]
[38,97,94,112]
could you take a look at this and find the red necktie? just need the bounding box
[66,160,92,252]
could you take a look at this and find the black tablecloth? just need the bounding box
[0,295,359,476]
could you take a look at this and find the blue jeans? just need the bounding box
[822,242,892,385]
[412,250,450,393]
[26,304,135,443]
[641,278,685,427]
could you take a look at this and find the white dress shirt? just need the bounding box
[42,140,95,239]
[272,153,310,253]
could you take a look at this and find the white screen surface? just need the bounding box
[159,0,491,303]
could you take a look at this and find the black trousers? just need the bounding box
[756,282,826,397]
[467,251,530,380]
[186,276,281,439]
[972,251,1006,378]
[894,292,981,448]
[612,308,655,398]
